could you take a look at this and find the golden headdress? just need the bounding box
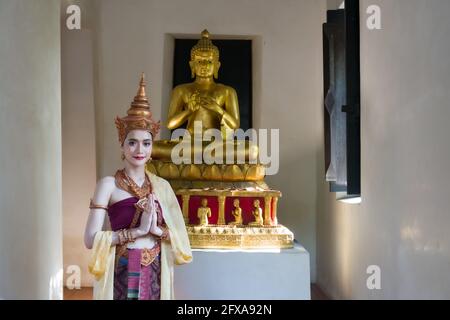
[190,29,219,61]
[115,73,160,145]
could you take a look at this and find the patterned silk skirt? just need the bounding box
[114,248,161,300]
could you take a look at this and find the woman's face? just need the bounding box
[121,130,152,167]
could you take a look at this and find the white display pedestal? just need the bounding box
[174,242,310,300]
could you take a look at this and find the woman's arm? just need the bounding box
[84,177,114,249]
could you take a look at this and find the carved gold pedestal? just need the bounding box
[146,162,295,250]
[146,161,266,182]
[187,225,294,249]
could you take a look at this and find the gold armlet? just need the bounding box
[89,199,108,211]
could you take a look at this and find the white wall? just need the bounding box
[317,0,450,299]
[0,0,63,299]
[92,0,325,283]
[61,0,97,287]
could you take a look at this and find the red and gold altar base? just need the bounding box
[144,164,294,249]
[178,189,293,249]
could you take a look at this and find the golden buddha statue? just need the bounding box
[151,29,258,163]
[228,199,243,226]
[249,199,263,226]
[167,29,239,136]
[147,29,294,249]
[197,198,212,226]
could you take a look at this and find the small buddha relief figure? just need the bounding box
[249,199,263,226]
[197,198,212,226]
[228,198,243,226]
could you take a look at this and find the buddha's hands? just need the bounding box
[187,93,201,113]
[199,96,224,116]
[187,100,200,113]
[188,93,224,116]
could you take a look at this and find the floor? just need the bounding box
[63,284,329,300]
[310,284,329,300]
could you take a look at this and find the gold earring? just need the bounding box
[214,61,220,79]
[121,152,125,160]
[189,61,195,78]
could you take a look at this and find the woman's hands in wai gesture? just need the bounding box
[137,194,163,237]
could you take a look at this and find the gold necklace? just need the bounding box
[115,169,151,200]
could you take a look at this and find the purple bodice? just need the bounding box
[108,197,139,231]
[108,197,165,231]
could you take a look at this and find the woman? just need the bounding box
[84,74,192,300]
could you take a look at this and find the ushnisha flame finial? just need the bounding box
[190,29,219,61]
[201,29,210,39]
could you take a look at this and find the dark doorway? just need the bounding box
[323,0,361,198]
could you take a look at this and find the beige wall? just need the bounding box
[61,0,97,287]
[327,0,344,10]
[317,0,450,299]
[0,0,63,299]
[90,0,325,283]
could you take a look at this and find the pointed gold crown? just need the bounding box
[190,29,220,61]
[115,73,161,144]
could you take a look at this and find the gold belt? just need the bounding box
[140,245,161,267]
[115,244,161,267]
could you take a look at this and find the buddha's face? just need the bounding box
[190,51,220,78]
[254,200,260,207]
[121,129,152,167]
[233,199,240,207]
[201,198,208,206]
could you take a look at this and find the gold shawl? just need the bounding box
[89,172,192,299]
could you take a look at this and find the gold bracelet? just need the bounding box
[89,199,108,211]
[118,229,123,246]
[117,229,135,246]
[118,229,127,246]
[126,229,135,243]
[160,227,170,241]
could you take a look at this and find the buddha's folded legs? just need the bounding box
[152,139,259,163]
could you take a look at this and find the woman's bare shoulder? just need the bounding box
[96,176,116,192]
[90,176,116,205]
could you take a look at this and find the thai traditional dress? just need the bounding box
[108,196,166,300]
[88,171,192,300]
